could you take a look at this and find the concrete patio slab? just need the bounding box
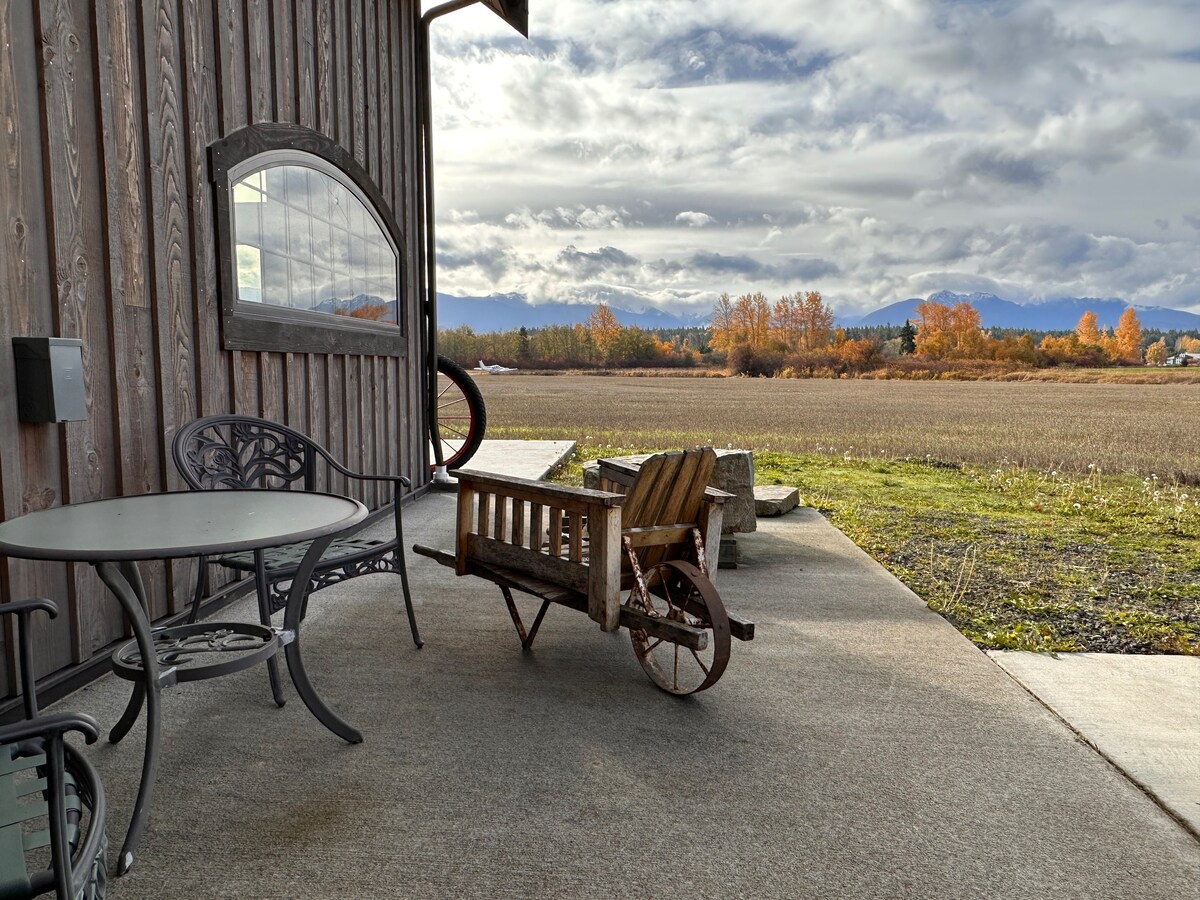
[441,439,575,482]
[989,651,1200,837]
[57,496,1199,898]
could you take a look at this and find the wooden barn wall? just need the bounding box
[0,0,425,700]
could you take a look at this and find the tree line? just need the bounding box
[437,292,1199,374]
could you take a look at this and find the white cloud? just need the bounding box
[427,0,1200,317]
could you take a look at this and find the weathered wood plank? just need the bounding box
[312,0,333,137]
[363,0,378,181]
[259,352,284,423]
[294,0,316,129]
[41,0,125,658]
[343,353,362,500]
[179,0,229,420]
[306,353,328,492]
[548,508,563,557]
[326,354,346,496]
[284,352,306,432]
[332,0,349,148]
[233,350,260,418]
[376,0,393,203]
[511,499,525,548]
[0,0,61,687]
[467,535,590,595]
[476,492,491,539]
[272,0,295,123]
[215,0,248,131]
[350,0,366,167]
[493,494,507,543]
[244,0,272,123]
[453,470,625,510]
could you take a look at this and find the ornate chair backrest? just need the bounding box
[172,415,322,492]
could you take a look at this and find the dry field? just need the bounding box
[476,375,1200,479]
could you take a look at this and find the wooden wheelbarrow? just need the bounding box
[413,448,755,694]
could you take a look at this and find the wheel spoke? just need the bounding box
[638,637,664,657]
[440,422,469,440]
[438,395,469,410]
[689,648,710,675]
[673,644,680,691]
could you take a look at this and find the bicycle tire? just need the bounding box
[433,355,487,470]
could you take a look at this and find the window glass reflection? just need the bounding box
[231,161,398,325]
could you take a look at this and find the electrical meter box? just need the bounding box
[11,337,88,423]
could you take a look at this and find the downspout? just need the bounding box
[419,1,481,484]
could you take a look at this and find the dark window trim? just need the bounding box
[210,123,407,358]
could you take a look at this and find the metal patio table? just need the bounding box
[0,489,368,875]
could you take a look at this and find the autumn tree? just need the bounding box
[710,293,739,353]
[1144,337,1169,366]
[585,303,622,363]
[914,301,955,358]
[1075,311,1102,346]
[799,291,834,350]
[1114,308,1142,362]
[770,293,804,350]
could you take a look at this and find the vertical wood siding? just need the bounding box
[0,0,425,699]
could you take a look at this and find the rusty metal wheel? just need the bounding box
[629,559,731,694]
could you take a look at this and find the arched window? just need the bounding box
[210,125,406,357]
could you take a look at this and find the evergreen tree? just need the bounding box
[899,320,917,355]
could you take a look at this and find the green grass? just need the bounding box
[553,444,1200,655]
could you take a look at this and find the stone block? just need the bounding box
[755,485,800,517]
[583,448,756,534]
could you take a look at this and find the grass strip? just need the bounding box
[552,444,1199,655]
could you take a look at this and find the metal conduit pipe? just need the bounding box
[418,1,527,482]
[419,1,486,482]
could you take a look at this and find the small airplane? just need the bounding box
[474,360,518,374]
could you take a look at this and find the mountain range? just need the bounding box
[321,290,1200,333]
[844,291,1200,331]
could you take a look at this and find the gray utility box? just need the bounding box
[12,337,88,423]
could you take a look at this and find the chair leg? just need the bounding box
[108,681,144,744]
[187,556,210,624]
[254,552,287,708]
[393,505,423,648]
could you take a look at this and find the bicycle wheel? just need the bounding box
[432,355,487,470]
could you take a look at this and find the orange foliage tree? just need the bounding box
[914,300,992,359]
[585,303,621,363]
[1114,308,1142,361]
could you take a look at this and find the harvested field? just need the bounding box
[476,375,1200,479]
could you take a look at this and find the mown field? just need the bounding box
[474,374,1200,654]
[477,375,1200,479]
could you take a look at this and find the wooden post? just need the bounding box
[455,482,475,576]
[701,499,724,580]
[587,504,622,631]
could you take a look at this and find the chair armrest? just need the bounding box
[0,712,100,746]
[0,598,58,620]
[328,465,411,490]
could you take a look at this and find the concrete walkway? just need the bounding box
[990,651,1200,837]
[53,442,1200,897]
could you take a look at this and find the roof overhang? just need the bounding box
[480,0,528,37]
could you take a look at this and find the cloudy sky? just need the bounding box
[427,0,1200,318]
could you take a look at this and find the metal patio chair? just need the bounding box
[172,415,422,707]
[0,600,107,900]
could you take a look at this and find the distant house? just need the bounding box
[1164,352,1200,367]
